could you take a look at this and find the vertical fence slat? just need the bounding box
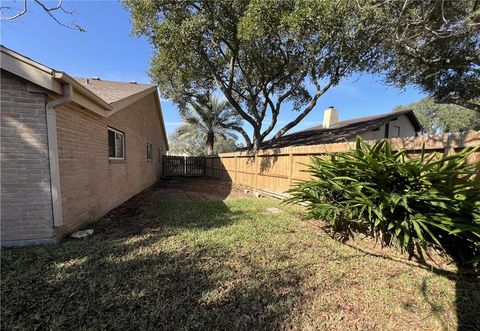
[204,131,480,197]
[163,155,206,177]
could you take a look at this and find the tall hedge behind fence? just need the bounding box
[205,131,480,198]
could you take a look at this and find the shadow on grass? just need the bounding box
[1,198,307,330]
[454,266,480,330]
[3,185,479,329]
[337,238,480,329]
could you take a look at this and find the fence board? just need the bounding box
[205,131,480,197]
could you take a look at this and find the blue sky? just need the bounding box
[1,0,426,142]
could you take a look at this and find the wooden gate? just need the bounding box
[163,155,206,177]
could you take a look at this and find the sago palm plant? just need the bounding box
[287,137,480,264]
[178,94,242,155]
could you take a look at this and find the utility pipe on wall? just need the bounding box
[45,83,72,227]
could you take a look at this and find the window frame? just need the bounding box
[108,127,126,160]
[393,125,401,137]
[146,143,153,160]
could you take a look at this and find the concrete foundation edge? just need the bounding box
[1,237,58,247]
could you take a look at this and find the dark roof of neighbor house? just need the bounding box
[74,77,156,104]
[261,109,422,149]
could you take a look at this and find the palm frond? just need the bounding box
[175,93,243,154]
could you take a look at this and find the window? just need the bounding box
[108,128,125,159]
[393,125,401,137]
[146,143,152,160]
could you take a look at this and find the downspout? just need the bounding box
[46,83,72,227]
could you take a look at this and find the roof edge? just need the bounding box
[153,89,169,151]
[110,86,158,112]
[54,72,113,111]
[1,45,159,114]
[296,109,423,135]
[1,45,54,75]
[402,109,423,132]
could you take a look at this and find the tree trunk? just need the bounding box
[206,132,215,155]
[251,128,263,153]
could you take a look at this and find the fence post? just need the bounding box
[234,155,238,183]
[254,153,259,193]
[203,157,206,177]
[223,157,227,180]
[210,158,214,177]
[184,156,186,176]
[162,155,165,177]
[288,152,293,187]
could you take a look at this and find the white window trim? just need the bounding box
[108,127,126,160]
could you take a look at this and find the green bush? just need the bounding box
[287,137,480,264]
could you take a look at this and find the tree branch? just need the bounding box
[259,91,279,140]
[270,70,339,142]
[220,123,252,148]
[276,69,309,106]
[1,0,27,20]
[271,90,325,142]
[2,0,85,32]
[442,99,480,112]
[200,50,258,130]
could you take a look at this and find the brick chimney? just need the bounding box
[322,106,338,128]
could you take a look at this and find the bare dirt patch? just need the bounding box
[157,177,251,200]
[93,177,252,240]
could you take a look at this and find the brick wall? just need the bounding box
[0,70,55,244]
[55,92,167,235]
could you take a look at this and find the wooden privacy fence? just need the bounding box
[205,131,480,198]
[163,155,205,177]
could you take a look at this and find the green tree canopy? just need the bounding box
[373,0,479,111]
[123,0,383,150]
[395,97,480,134]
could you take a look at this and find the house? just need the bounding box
[1,46,169,246]
[263,106,422,149]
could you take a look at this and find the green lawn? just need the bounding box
[2,197,479,330]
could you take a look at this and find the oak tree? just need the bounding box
[373,0,479,111]
[124,0,383,150]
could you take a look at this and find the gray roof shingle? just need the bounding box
[73,77,156,104]
[261,110,422,149]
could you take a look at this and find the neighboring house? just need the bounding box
[1,46,169,246]
[263,106,422,149]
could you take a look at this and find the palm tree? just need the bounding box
[177,94,242,155]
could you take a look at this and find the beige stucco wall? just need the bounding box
[359,114,417,141]
[387,114,416,138]
[0,70,55,245]
[54,92,167,235]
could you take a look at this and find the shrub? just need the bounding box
[287,137,480,264]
